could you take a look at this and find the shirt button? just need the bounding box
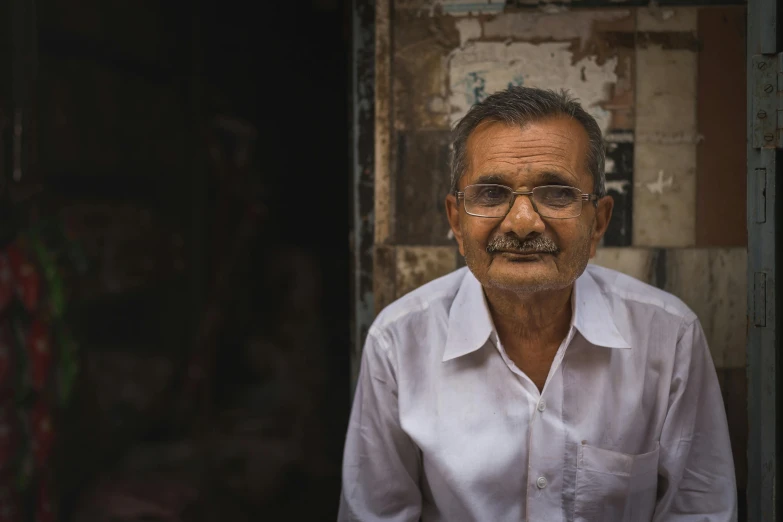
[536,476,548,489]
[537,399,546,412]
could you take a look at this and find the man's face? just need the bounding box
[445,117,613,295]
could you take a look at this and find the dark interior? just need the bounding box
[3,0,351,519]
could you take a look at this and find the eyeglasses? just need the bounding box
[455,184,598,219]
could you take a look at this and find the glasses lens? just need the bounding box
[463,185,512,217]
[533,186,582,218]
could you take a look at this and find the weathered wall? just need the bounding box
[374,0,747,501]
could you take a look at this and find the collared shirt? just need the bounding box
[339,265,737,522]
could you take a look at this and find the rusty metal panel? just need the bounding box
[746,0,781,514]
[696,7,746,247]
[392,12,458,132]
[750,56,780,149]
[375,0,393,245]
[351,0,376,389]
[392,11,458,246]
[746,148,779,520]
[373,244,397,315]
[395,130,453,245]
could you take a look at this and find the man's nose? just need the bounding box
[498,194,546,237]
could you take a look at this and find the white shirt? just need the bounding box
[339,265,737,522]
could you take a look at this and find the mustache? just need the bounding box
[486,235,559,255]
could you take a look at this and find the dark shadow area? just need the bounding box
[1,0,351,520]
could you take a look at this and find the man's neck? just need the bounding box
[484,284,573,354]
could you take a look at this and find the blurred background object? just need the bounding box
[2,0,351,520]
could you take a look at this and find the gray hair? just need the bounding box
[450,87,606,199]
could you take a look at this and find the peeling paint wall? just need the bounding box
[448,41,618,130]
[373,0,747,496]
[378,2,745,355]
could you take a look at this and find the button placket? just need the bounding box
[525,366,566,522]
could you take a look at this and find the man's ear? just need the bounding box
[445,194,466,257]
[589,195,614,258]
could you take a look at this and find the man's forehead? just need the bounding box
[464,118,589,183]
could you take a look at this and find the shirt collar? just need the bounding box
[573,267,631,349]
[443,270,495,362]
[443,266,630,362]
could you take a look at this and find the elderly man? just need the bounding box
[339,87,736,521]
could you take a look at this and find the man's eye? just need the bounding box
[475,187,507,203]
[549,188,572,200]
[538,187,578,207]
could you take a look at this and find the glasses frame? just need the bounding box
[455,183,599,220]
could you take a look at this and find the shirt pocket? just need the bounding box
[574,442,660,522]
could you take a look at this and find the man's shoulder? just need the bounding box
[586,263,697,324]
[369,267,467,342]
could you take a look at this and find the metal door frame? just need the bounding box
[747,0,783,518]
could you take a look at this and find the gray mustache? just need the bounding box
[486,235,559,255]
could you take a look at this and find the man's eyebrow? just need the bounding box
[536,171,577,186]
[473,173,511,185]
[472,171,577,187]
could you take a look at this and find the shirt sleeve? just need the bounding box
[653,318,738,522]
[338,330,422,522]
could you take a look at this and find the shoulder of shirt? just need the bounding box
[586,263,698,326]
[366,267,468,351]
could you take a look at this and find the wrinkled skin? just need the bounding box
[445,117,613,299]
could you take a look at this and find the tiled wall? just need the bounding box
[375,0,747,494]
